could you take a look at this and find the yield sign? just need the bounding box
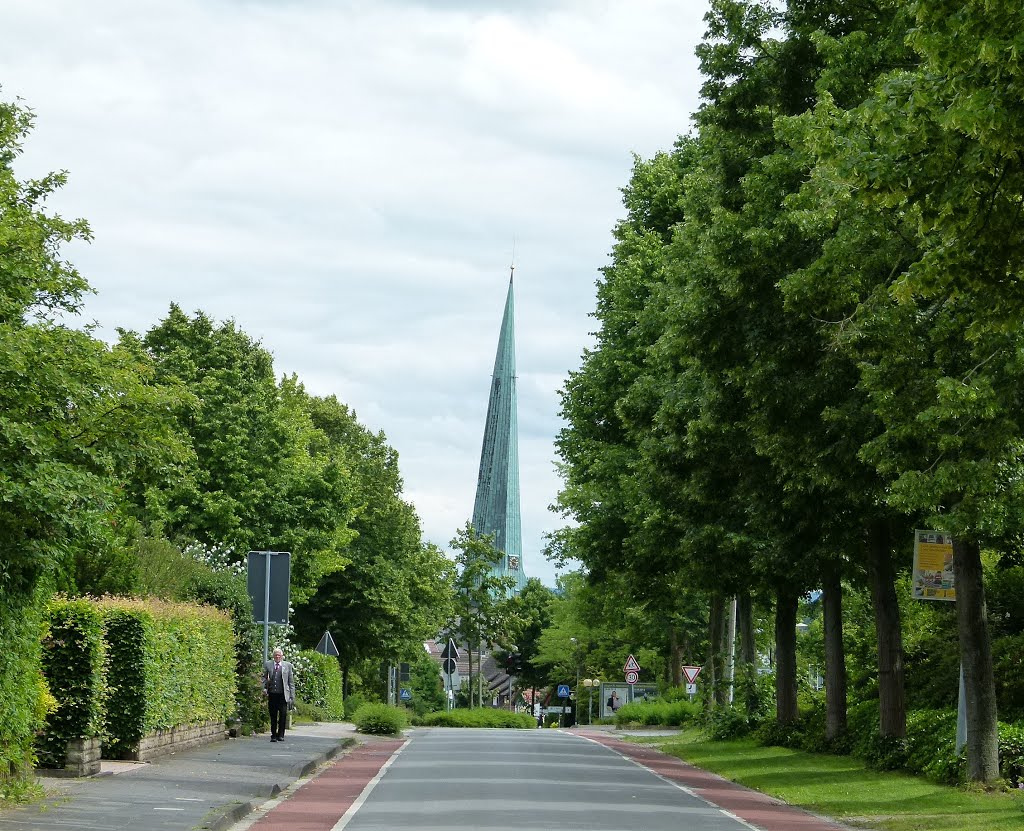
[623,654,641,673]
[682,665,702,684]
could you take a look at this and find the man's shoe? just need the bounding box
[277,736,285,741]
[270,736,278,742]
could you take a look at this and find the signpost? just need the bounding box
[315,631,339,657]
[246,550,291,662]
[557,684,571,727]
[440,638,460,711]
[912,530,965,752]
[623,654,641,702]
[683,665,702,700]
[400,688,411,702]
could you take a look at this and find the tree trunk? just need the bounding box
[737,592,759,715]
[953,537,999,783]
[707,594,725,713]
[774,589,799,724]
[867,520,906,737]
[821,570,848,741]
[725,597,737,705]
[669,625,683,687]
[342,664,350,700]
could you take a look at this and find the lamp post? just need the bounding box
[570,638,580,727]
[582,678,600,724]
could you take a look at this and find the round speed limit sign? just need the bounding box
[625,670,639,684]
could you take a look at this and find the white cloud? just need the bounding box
[1,0,709,586]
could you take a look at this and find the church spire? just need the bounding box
[471,270,526,593]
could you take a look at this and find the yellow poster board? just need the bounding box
[912,530,955,601]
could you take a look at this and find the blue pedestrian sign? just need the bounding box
[557,684,571,698]
[400,688,411,701]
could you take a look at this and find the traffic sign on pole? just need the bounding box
[682,665,702,684]
[623,654,641,673]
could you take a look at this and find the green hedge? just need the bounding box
[99,604,150,757]
[293,650,344,720]
[1,589,50,784]
[36,597,105,767]
[36,596,236,764]
[615,698,701,727]
[417,709,536,728]
[134,598,236,732]
[184,570,267,732]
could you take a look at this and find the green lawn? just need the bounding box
[635,732,1024,831]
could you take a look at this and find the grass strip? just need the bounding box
[636,733,1024,831]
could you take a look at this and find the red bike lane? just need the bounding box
[578,730,853,830]
[245,739,405,831]
[243,731,850,831]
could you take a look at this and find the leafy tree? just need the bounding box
[293,394,454,693]
[449,523,515,707]
[130,308,356,602]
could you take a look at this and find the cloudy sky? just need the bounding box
[3,0,710,586]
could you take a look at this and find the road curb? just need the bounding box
[200,737,358,830]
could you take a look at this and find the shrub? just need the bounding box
[999,722,1024,787]
[344,691,369,720]
[904,709,961,784]
[707,705,762,741]
[615,698,700,728]
[417,709,536,728]
[352,703,409,735]
[35,597,105,768]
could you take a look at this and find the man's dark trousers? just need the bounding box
[268,693,288,739]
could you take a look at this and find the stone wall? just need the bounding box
[59,737,101,777]
[127,719,227,762]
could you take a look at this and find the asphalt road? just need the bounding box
[329,729,753,831]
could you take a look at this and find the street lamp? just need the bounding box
[570,638,579,727]
[582,678,601,724]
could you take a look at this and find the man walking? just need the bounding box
[263,648,295,741]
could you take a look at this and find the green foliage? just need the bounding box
[406,648,446,716]
[139,598,236,732]
[999,723,1024,787]
[343,691,370,720]
[293,650,344,720]
[706,705,763,741]
[351,702,409,735]
[615,698,701,728]
[417,709,536,729]
[36,597,104,767]
[0,588,48,785]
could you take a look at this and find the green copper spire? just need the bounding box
[471,270,526,593]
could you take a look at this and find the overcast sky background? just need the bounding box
[3,0,710,586]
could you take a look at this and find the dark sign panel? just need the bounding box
[247,551,291,624]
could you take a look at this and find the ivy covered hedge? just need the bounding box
[36,595,236,766]
[293,649,344,720]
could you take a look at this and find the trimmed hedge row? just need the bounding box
[35,598,105,767]
[36,595,236,766]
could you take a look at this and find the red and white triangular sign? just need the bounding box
[682,665,702,684]
[623,654,641,673]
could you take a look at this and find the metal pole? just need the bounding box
[262,552,272,662]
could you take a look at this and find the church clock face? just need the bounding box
[508,555,520,570]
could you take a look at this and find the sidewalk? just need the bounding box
[0,723,365,831]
